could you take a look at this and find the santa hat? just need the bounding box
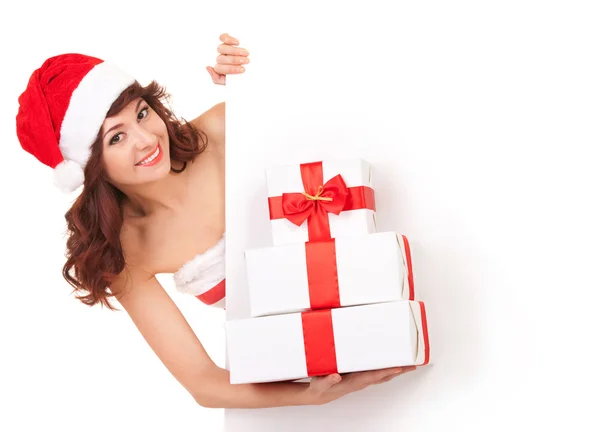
[16,53,136,193]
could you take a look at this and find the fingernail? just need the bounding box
[238,67,245,72]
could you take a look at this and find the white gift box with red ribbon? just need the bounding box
[266,158,377,246]
[225,300,431,384]
[245,231,415,318]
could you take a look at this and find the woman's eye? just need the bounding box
[110,133,123,145]
[138,107,149,121]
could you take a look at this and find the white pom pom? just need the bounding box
[53,159,85,193]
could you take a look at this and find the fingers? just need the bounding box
[212,64,245,76]
[219,33,239,45]
[309,373,341,394]
[373,366,418,385]
[356,367,404,384]
[217,43,249,56]
[341,367,414,389]
[308,366,417,396]
[216,53,249,66]
[206,66,225,85]
[374,374,399,385]
[206,66,218,78]
[358,368,400,388]
[215,52,249,68]
[214,33,249,76]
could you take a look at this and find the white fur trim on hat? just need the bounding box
[53,159,85,193]
[58,61,136,170]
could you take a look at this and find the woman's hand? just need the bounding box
[194,365,418,409]
[206,33,250,85]
[304,366,418,405]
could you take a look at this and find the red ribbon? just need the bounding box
[418,301,431,366]
[268,161,376,242]
[305,239,340,310]
[301,302,431,377]
[301,301,430,377]
[301,309,338,376]
[302,235,414,311]
[401,235,415,301]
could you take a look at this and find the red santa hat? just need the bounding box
[16,53,136,193]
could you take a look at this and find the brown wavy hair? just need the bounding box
[62,80,208,311]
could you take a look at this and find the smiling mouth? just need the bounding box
[136,144,161,166]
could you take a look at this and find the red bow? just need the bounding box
[281,173,348,227]
[268,161,375,242]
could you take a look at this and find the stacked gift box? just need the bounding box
[226,158,431,384]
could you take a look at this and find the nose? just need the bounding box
[132,124,156,150]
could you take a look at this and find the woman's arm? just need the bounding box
[196,367,312,409]
[110,265,312,408]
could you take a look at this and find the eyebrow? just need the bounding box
[102,99,145,139]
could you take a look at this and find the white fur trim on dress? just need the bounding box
[53,159,85,193]
[59,61,136,167]
[173,234,226,301]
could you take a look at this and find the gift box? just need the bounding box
[225,300,431,384]
[245,231,415,318]
[266,158,377,246]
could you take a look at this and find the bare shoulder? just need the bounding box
[189,102,225,158]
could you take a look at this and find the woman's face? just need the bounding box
[100,97,171,187]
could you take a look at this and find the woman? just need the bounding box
[15,33,415,409]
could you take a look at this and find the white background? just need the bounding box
[2,1,600,431]
[225,1,600,431]
[1,1,227,431]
